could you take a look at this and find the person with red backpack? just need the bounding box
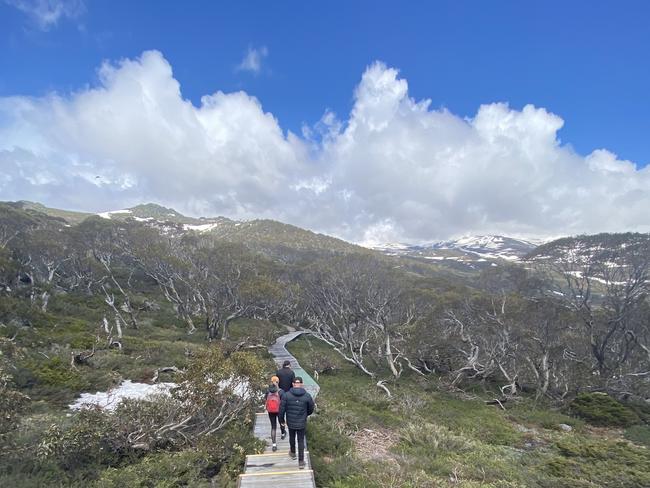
[264,375,286,451]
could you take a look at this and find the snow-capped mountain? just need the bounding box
[373,235,545,269]
[97,203,198,224]
[427,235,541,261]
[375,235,540,259]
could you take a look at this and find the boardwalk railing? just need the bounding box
[238,331,319,488]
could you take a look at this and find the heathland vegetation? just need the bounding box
[1,201,649,487]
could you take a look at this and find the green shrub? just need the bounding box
[37,410,127,471]
[95,423,261,488]
[18,356,89,392]
[508,403,585,431]
[308,411,361,483]
[626,398,650,424]
[570,393,640,427]
[546,437,650,487]
[22,346,266,483]
[309,414,353,457]
[69,333,96,349]
[94,450,215,488]
[0,367,30,439]
[625,425,650,448]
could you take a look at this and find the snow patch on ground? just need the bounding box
[371,242,412,251]
[564,270,627,285]
[218,376,252,399]
[469,250,520,261]
[69,380,175,411]
[98,209,132,219]
[69,376,251,411]
[183,223,220,232]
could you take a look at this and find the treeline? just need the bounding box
[1,205,650,404]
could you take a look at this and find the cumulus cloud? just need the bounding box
[303,62,650,243]
[0,51,308,218]
[1,51,649,243]
[236,46,268,75]
[4,0,85,30]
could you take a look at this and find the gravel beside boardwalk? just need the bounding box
[238,331,319,488]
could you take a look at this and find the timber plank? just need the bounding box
[245,454,311,473]
[238,471,314,487]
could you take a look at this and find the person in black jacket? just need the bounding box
[276,360,295,393]
[279,376,315,469]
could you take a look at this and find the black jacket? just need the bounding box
[276,366,295,392]
[279,387,315,430]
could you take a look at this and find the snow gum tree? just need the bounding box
[532,235,650,382]
[301,255,423,382]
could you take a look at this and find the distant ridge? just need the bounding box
[373,234,541,262]
[13,200,92,225]
[1,201,368,262]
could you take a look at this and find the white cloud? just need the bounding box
[236,46,268,75]
[306,62,650,242]
[2,52,650,243]
[0,51,308,217]
[4,0,85,30]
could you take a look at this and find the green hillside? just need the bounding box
[289,335,650,488]
[8,200,92,225]
[1,201,649,486]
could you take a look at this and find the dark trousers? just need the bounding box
[268,413,285,444]
[267,412,285,433]
[289,428,306,461]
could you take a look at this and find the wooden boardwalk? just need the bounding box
[238,331,319,488]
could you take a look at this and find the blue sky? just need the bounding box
[2,1,649,163]
[1,1,649,242]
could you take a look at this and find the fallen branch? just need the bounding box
[402,356,427,377]
[233,341,267,351]
[152,366,184,383]
[313,364,337,381]
[70,346,95,368]
[624,371,650,377]
[376,380,392,398]
[485,398,507,410]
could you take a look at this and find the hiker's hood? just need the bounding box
[290,387,306,396]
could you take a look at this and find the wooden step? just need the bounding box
[238,470,315,487]
[244,453,311,473]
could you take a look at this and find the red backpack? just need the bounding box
[266,391,281,413]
